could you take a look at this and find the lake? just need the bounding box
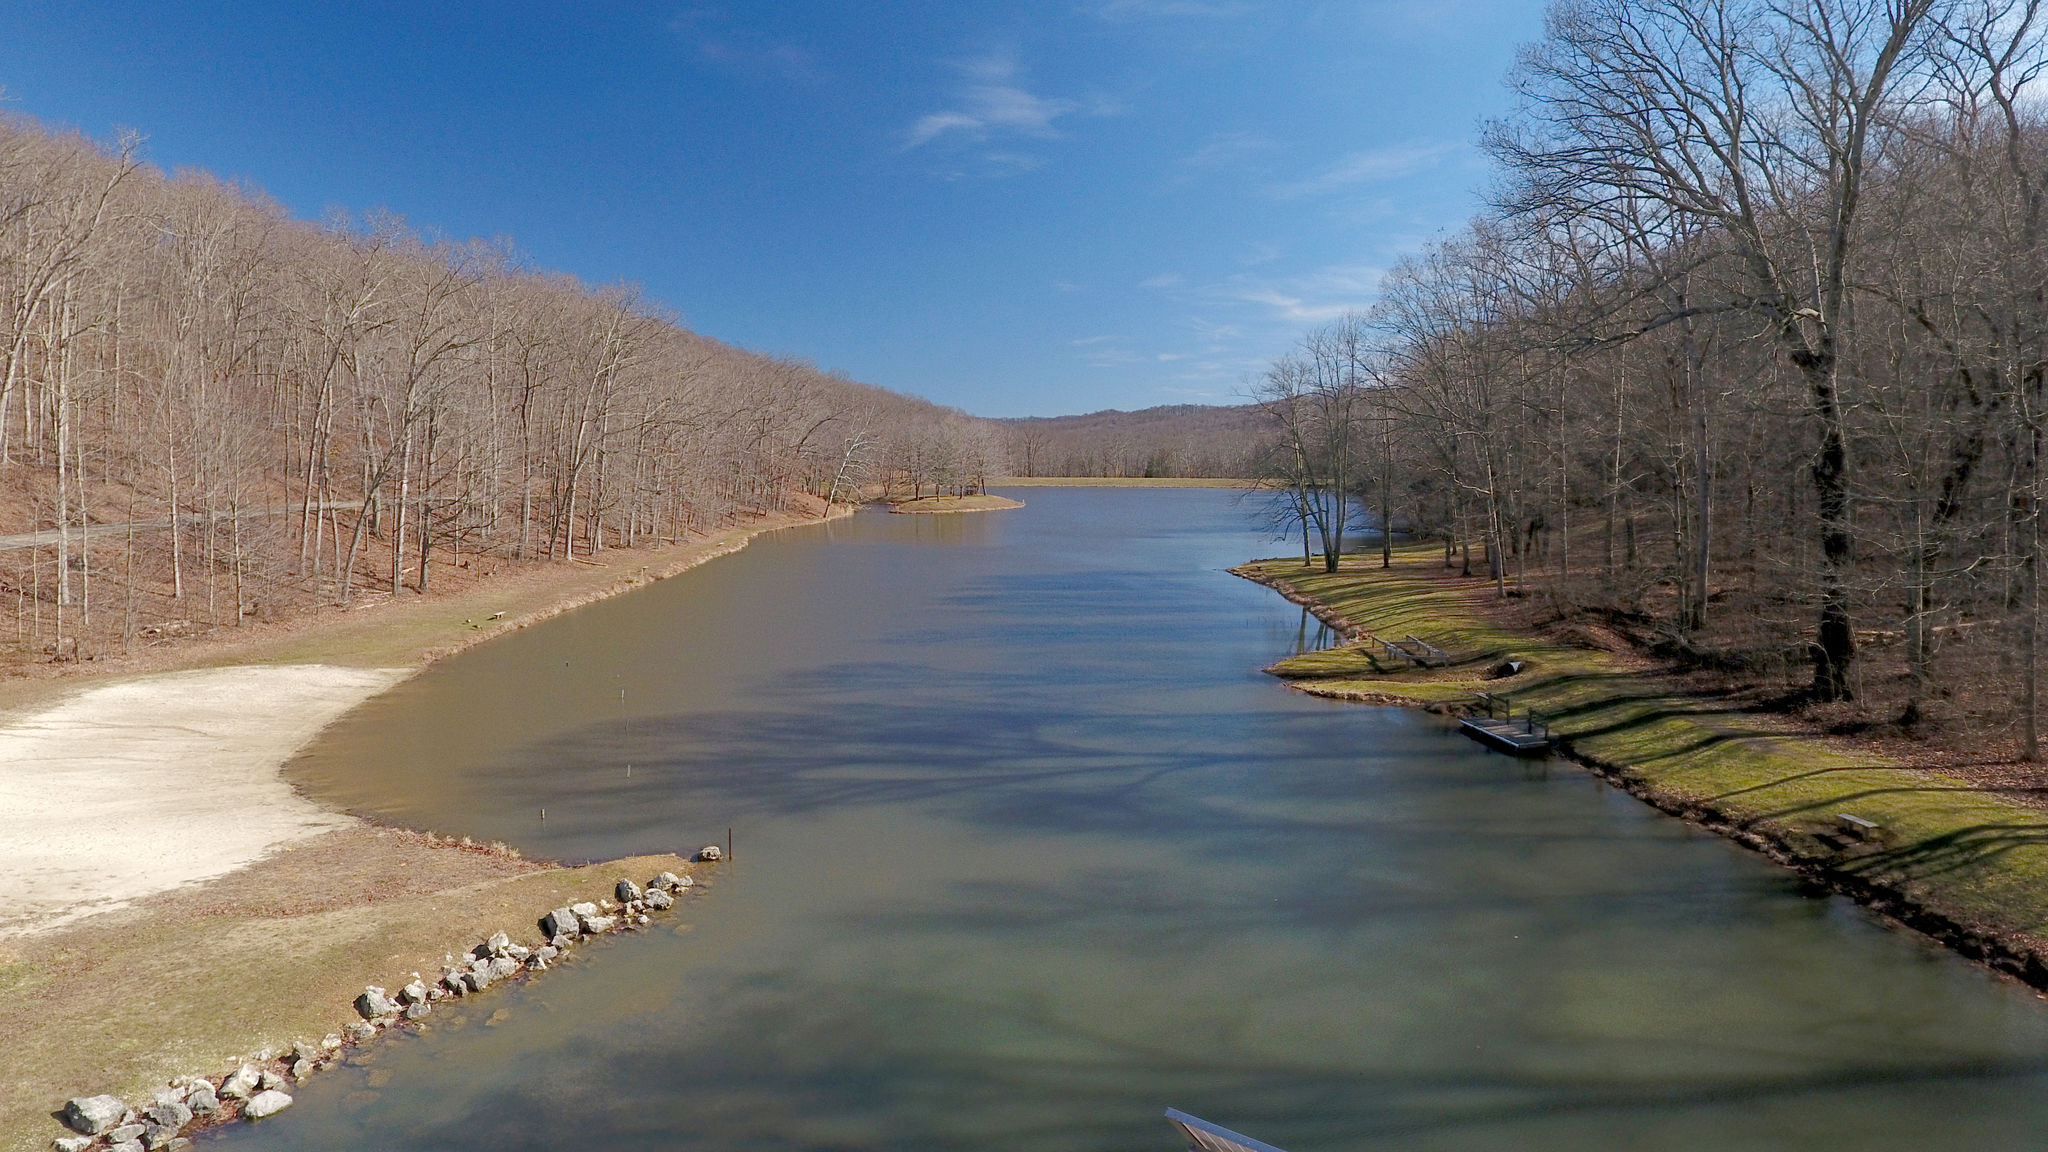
[216,487,2048,1151]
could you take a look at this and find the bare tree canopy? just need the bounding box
[997,404,1267,479]
[0,111,990,663]
[1251,0,2048,757]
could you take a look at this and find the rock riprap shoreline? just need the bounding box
[47,867,701,1151]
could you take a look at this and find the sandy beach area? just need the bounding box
[0,665,406,938]
[0,507,836,1147]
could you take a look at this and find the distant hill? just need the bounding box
[997,404,1266,478]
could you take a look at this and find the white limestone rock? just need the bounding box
[217,1065,261,1101]
[539,907,579,938]
[242,1090,293,1120]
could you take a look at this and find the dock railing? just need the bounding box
[1473,691,1552,742]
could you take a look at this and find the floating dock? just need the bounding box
[1460,692,1556,756]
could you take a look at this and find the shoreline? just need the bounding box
[0,503,851,714]
[989,476,1259,488]
[2,504,846,1150]
[1234,554,2048,999]
[885,494,1025,514]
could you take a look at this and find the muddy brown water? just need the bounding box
[207,488,2048,1150]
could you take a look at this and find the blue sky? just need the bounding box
[0,1,1544,417]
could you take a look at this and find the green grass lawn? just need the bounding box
[1241,554,2048,966]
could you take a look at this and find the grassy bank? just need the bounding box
[887,494,1025,514]
[0,835,701,1151]
[1239,552,2048,990]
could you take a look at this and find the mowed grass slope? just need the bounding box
[1241,553,2048,967]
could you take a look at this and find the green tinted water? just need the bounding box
[213,488,2048,1150]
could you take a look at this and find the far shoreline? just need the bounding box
[989,476,1259,488]
[886,493,1025,514]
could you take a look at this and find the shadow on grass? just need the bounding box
[1847,821,2048,880]
[1706,763,2048,805]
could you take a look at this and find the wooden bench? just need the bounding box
[1366,632,1450,668]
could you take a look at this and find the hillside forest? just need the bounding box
[998,404,1267,479]
[1254,0,2048,757]
[0,113,1002,664]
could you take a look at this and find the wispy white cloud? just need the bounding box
[1264,142,1462,199]
[1218,263,1385,323]
[1080,345,1144,368]
[905,55,1079,149]
[1075,257,1396,393]
[1100,263,1385,390]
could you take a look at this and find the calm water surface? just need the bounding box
[215,488,2048,1150]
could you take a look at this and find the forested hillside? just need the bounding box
[999,403,1264,478]
[0,113,993,663]
[1253,0,2048,754]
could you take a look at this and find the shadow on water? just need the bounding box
[231,489,2048,1152]
[292,951,2048,1152]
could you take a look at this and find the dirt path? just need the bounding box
[0,502,352,552]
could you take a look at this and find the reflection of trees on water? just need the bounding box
[1295,605,1336,655]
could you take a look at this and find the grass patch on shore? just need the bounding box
[1241,554,2048,957]
[0,829,699,1152]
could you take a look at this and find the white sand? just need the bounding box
[0,664,406,937]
